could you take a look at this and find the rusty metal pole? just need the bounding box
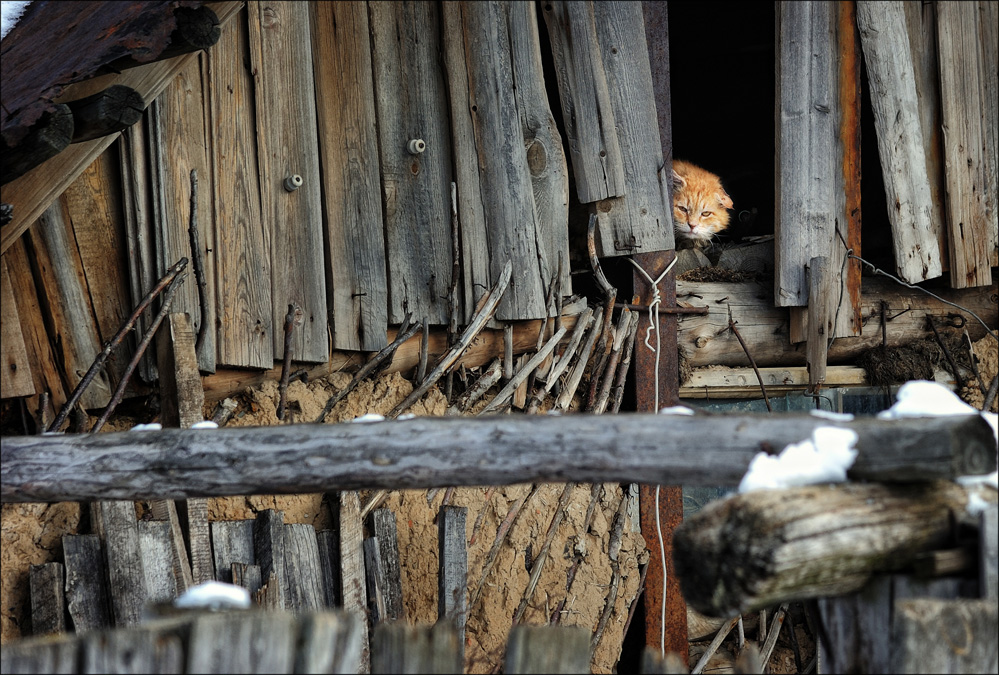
[639,2,688,665]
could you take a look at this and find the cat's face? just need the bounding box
[671,160,733,242]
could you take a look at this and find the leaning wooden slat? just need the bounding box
[310,1,388,351]
[505,624,592,674]
[340,490,370,672]
[210,519,255,584]
[184,498,214,584]
[29,562,65,636]
[186,612,296,673]
[91,501,146,627]
[316,529,340,608]
[62,534,113,633]
[137,520,179,604]
[0,255,35,398]
[253,509,287,610]
[370,509,404,622]
[855,1,942,284]
[206,8,273,368]
[362,537,387,624]
[247,0,328,362]
[438,505,467,664]
[369,1,456,326]
[231,562,263,597]
[296,612,365,675]
[285,523,325,612]
[936,1,995,289]
[370,623,461,675]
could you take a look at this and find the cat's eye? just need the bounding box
[701,211,712,217]
[677,206,688,213]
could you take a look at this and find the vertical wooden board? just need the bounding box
[138,520,179,603]
[855,1,943,284]
[442,1,548,321]
[505,625,592,674]
[284,523,325,612]
[437,505,467,662]
[370,509,404,622]
[310,1,388,352]
[29,199,112,410]
[982,505,998,601]
[0,255,35,398]
[936,1,995,289]
[185,498,215,584]
[63,534,113,633]
[891,599,998,674]
[0,638,78,675]
[817,574,893,673]
[362,537,387,623]
[93,500,146,627]
[370,623,461,675]
[339,491,370,673]
[210,519,255,584]
[775,1,840,307]
[254,509,287,610]
[156,312,205,429]
[207,8,274,368]
[980,1,999,269]
[541,1,626,203]
[317,529,340,608]
[247,1,328,362]
[296,612,364,675]
[369,1,456,327]
[187,613,296,674]
[509,1,572,302]
[590,0,674,259]
[29,562,65,636]
[149,54,217,373]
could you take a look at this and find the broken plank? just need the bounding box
[62,534,112,633]
[247,0,328,363]
[0,255,35,398]
[253,509,287,610]
[231,562,262,596]
[340,490,369,673]
[310,1,387,352]
[210,519,254,584]
[29,562,65,636]
[370,509,403,623]
[438,505,467,664]
[284,523,324,612]
[680,365,868,399]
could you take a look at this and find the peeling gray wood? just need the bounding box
[310,1,388,351]
[210,519,255,584]
[3,414,995,503]
[295,612,364,674]
[0,256,35,398]
[369,0,456,326]
[92,501,146,627]
[892,598,998,673]
[590,0,673,258]
[856,1,942,284]
[340,491,369,673]
[370,509,403,622]
[438,505,467,663]
[362,537,387,624]
[253,509,286,610]
[29,562,65,636]
[542,1,626,203]
[248,0,328,362]
[981,505,998,601]
[0,636,77,674]
[185,498,214,584]
[505,625,592,674]
[137,520,178,604]
[284,523,325,612]
[63,534,112,633]
[186,612,296,673]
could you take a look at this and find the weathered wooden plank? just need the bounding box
[980,0,999,270]
[680,365,869,399]
[147,54,217,373]
[541,1,626,203]
[362,537,387,624]
[369,0,456,326]
[63,534,113,633]
[296,612,365,675]
[156,312,204,429]
[340,491,370,674]
[776,1,840,306]
[590,1,673,258]
[370,509,403,622]
[137,520,179,604]
[982,505,998,601]
[83,623,186,674]
[674,483,993,617]
[310,1,388,352]
[678,278,998,367]
[442,1,549,321]
[5,413,995,502]
[438,505,467,664]
[856,1,943,284]
[893,599,998,674]
[29,562,65,636]
[206,8,273,368]
[184,498,214,584]
[370,623,461,675]
[317,529,340,608]
[92,501,146,627]
[254,509,287,611]
[805,256,830,389]
[247,0,328,362]
[285,523,325,612]
[231,562,262,596]
[936,1,995,289]
[30,198,112,410]
[0,636,78,674]
[505,625,592,674]
[210,519,255,585]
[186,612,296,673]
[0,255,35,398]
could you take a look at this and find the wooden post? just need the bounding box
[438,505,468,665]
[806,256,830,392]
[340,491,370,674]
[91,501,146,627]
[505,625,592,674]
[317,529,340,608]
[284,523,325,612]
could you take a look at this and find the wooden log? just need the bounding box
[92,501,146,627]
[186,612,296,673]
[285,523,324,612]
[137,520,178,604]
[505,625,592,674]
[339,491,370,673]
[681,365,869,399]
[370,623,461,675]
[310,1,388,351]
[102,5,222,73]
[369,1,456,327]
[0,255,35,398]
[29,562,65,636]
[892,599,998,673]
[856,1,943,283]
[3,413,995,503]
[317,529,340,608]
[677,278,998,367]
[296,612,364,674]
[541,1,626,203]
[438,505,467,664]
[63,534,113,633]
[1,103,73,184]
[370,509,404,622]
[64,84,143,143]
[936,1,995,289]
[210,520,254,585]
[253,509,287,611]
[672,482,996,617]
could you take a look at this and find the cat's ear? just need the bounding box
[718,189,733,210]
[671,168,686,190]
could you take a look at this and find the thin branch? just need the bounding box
[512,482,574,626]
[758,603,791,668]
[477,326,567,415]
[277,303,303,421]
[691,614,741,674]
[359,490,389,522]
[314,314,419,423]
[620,561,650,641]
[984,374,998,413]
[927,316,964,387]
[470,484,539,610]
[468,486,496,546]
[590,309,635,414]
[187,169,210,358]
[586,214,617,409]
[49,257,189,432]
[610,311,641,414]
[553,308,604,412]
[91,272,187,433]
[525,307,595,414]
[590,489,631,656]
[728,315,772,413]
[416,319,430,384]
[445,182,461,402]
[551,483,604,625]
[448,358,503,415]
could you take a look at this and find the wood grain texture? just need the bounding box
[207,8,273,369]
[370,623,461,675]
[210,520,255,585]
[437,505,467,663]
[369,1,456,326]
[284,523,324,612]
[339,491,370,673]
[590,0,673,258]
[680,365,868,399]
[29,562,65,636]
[936,1,995,289]
[248,1,328,362]
[62,534,113,633]
[253,509,286,611]
[892,599,998,673]
[296,612,364,674]
[370,509,404,623]
[186,612,296,673]
[0,255,34,398]
[980,0,999,270]
[442,1,548,321]
[4,414,994,503]
[92,500,146,627]
[505,625,591,674]
[148,55,217,372]
[856,1,943,283]
[317,529,340,608]
[311,1,388,352]
[137,520,179,603]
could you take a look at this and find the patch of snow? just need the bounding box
[877,380,977,419]
[131,423,162,431]
[809,409,854,421]
[173,581,250,610]
[351,413,385,423]
[190,421,218,429]
[1,1,31,41]
[659,405,695,416]
[739,426,858,493]
[396,413,416,421]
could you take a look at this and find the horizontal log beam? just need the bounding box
[2,413,994,503]
[673,481,997,617]
[65,85,144,143]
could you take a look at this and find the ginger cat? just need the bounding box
[671,160,733,246]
